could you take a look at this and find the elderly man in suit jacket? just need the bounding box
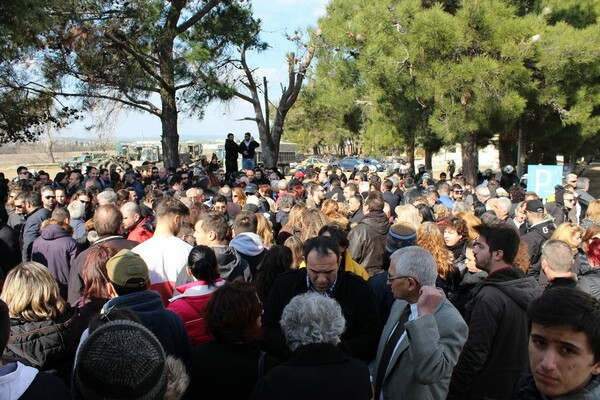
[371,246,468,400]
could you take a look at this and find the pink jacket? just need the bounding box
[167,279,225,345]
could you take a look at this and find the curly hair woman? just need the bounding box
[417,222,461,297]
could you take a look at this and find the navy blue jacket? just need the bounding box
[105,290,191,361]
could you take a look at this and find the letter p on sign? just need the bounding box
[526,165,563,200]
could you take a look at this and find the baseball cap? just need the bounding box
[525,200,544,213]
[245,183,258,194]
[106,249,149,289]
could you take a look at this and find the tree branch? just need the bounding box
[104,32,170,91]
[176,0,223,34]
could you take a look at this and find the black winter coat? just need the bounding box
[347,211,390,275]
[448,267,541,400]
[262,269,381,363]
[185,341,278,400]
[578,268,600,300]
[4,307,80,381]
[251,343,371,400]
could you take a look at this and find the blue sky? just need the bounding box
[63,0,329,142]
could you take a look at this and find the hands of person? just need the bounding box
[417,285,443,317]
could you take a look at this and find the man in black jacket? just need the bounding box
[16,191,51,262]
[448,223,541,400]
[262,236,381,363]
[348,192,390,276]
[224,133,239,179]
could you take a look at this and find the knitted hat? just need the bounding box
[106,249,149,289]
[386,222,417,253]
[75,320,167,400]
[525,200,545,213]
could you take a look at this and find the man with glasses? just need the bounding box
[547,187,578,225]
[448,223,541,400]
[372,246,467,400]
[41,187,56,212]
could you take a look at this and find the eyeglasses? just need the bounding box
[453,190,463,194]
[564,198,575,202]
[45,195,56,200]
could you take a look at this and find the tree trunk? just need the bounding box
[424,150,433,172]
[158,33,179,169]
[498,128,517,168]
[461,132,479,188]
[406,132,415,175]
[44,122,55,163]
[160,89,179,168]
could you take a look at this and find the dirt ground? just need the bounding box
[0,151,100,180]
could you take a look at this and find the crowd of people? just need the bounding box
[0,142,599,399]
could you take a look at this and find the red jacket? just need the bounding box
[167,279,225,345]
[127,216,154,243]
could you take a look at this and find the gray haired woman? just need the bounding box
[251,293,372,400]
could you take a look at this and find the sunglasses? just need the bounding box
[453,190,463,194]
[45,195,56,200]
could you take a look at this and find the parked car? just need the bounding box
[339,157,363,172]
[301,157,327,169]
[359,158,385,172]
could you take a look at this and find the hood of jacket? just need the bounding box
[0,362,39,400]
[105,290,164,316]
[230,232,265,256]
[480,267,541,310]
[359,210,390,235]
[40,223,70,240]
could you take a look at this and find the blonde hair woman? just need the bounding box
[582,199,600,229]
[551,222,587,274]
[278,203,306,244]
[456,211,482,240]
[256,213,274,248]
[417,222,459,296]
[321,199,349,229]
[284,236,304,269]
[394,204,421,230]
[0,262,79,379]
[300,209,329,242]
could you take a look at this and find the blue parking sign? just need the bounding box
[526,165,563,200]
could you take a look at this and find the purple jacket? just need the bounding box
[32,223,79,289]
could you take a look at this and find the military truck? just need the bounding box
[202,141,297,174]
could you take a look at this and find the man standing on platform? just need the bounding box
[224,133,239,179]
[238,132,259,171]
